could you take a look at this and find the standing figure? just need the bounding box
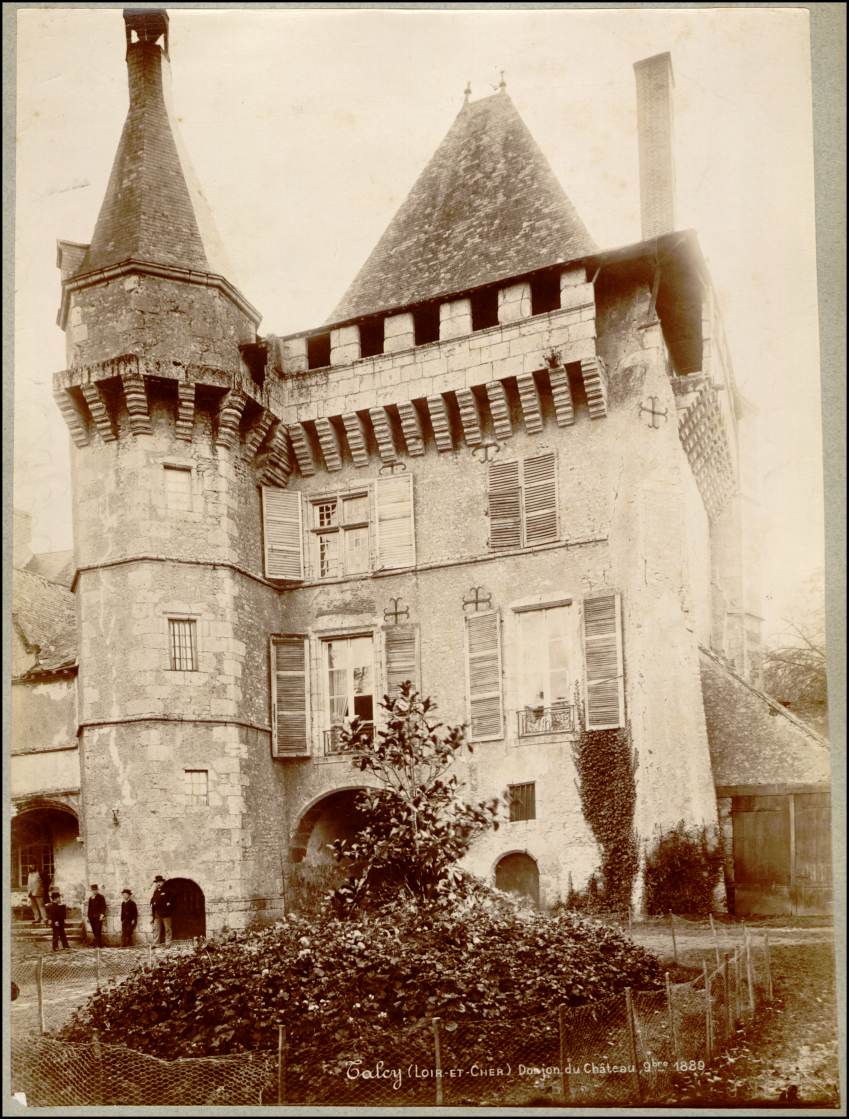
[26,866,47,925]
[86,884,107,947]
[120,889,139,947]
[47,890,70,951]
[150,876,173,946]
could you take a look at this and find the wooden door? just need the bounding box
[168,878,206,940]
[495,853,540,907]
[791,793,832,915]
[731,795,791,915]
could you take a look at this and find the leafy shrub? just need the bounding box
[643,821,724,916]
[58,892,666,1066]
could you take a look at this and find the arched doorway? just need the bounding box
[495,852,540,907]
[287,788,368,911]
[11,802,83,916]
[167,878,205,940]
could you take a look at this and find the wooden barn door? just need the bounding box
[731,795,791,915]
[791,793,832,915]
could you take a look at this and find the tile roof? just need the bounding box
[12,568,78,679]
[699,647,830,789]
[330,91,597,323]
[26,550,75,589]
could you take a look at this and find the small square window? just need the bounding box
[168,618,198,671]
[164,465,192,511]
[508,782,536,822]
[184,769,208,806]
[315,501,338,529]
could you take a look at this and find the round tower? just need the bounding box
[53,9,290,936]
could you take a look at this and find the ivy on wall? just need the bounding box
[570,723,639,912]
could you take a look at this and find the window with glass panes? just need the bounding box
[323,634,374,750]
[517,606,570,709]
[168,618,198,671]
[311,493,370,578]
[184,769,209,806]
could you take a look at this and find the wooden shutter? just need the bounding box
[582,593,625,730]
[465,611,503,740]
[375,474,415,569]
[271,636,309,756]
[488,460,522,550]
[523,453,558,545]
[262,487,303,580]
[384,624,420,695]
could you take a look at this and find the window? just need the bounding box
[465,611,503,741]
[271,635,310,756]
[413,303,440,345]
[508,782,536,822]
[516,605,576,735]
[530,271,562,315]
[311,493,370,578]
[164,465,192,511]
[471,287,499,331]
[583,593,625,730]
[15,843,54,891]
[359,317,385,358]
[323,635,374,752]
[307,333,331,370]
[262,488,304,580]
[488,453,558,550]
[168,618,197,671]
[184,769,209,806]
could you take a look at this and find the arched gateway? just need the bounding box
[286,788,368,911]
[495,852,541,907]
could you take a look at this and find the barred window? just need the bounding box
[508,782,536,822]
[168,618,198,671]
[184,769,208,806]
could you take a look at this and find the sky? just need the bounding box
[12,5,826,640]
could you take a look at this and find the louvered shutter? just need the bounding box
[375,474,416,569]
[488,460,522,550]
[262,487,303,580]
[582,593,625,730]
[271,636,310,756]
[523,453,559,545]
[384,625,420,695]
[465,611,503,740]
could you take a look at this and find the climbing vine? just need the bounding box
[570,720,639,912]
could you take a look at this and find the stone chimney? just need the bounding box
[633,52,676,240]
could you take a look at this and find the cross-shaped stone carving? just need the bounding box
[639,396,669,428]
[472,441,500,464]
[379,461,407,476]
[383,597,410,625]
[463,586,493,612]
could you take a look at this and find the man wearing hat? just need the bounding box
[86,884,107,948]
[150,875,173,946]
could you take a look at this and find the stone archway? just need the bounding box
[287,788,368,912]
[495,851,540,907]
[11,800,83,915]
[167,878,206,940]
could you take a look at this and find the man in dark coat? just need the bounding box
[120,889,139,947]
[47,890,71,951]
[150,876,173,946]
[86,884,107,947]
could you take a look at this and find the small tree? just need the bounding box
[330,683,499,912]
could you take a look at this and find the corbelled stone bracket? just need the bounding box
[341,412,370,468]
[580,356,608,419]
[455,388,484,446]
[243,409,276,459]
[258,421,292,488]
[289,422,317,477]
[397,401,425,457]
[485,380,513,441]
[678,387,736,519]
[315,416,344,472]
[121,372,152,436]
[516,372,544,434]
[547,364,575,427]
[369,406,399,464]
[53,385,90,447]
[216,389,247,449]
[426,394,454,453]
[175,382,196,442]
[80,382,117,443]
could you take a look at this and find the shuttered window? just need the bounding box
[271,635,310,756]
[375,474,416,569]
[582,593,625,730]
[465,611,503,741]
[488,454,558,550]
[262,487,304,580]
[384,625,420,696]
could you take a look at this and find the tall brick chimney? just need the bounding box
[633,52,676,240]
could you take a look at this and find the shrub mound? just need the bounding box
[643,821,724,916]
[59,893,665,1065]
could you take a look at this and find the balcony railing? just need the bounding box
[323,723,374,755]
[516,704,578,737]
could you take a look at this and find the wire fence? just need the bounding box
[10,922,777,1107]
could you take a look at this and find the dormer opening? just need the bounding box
[307,333,331,370]
[413,303,440,346]
[471,287,499,331]
[359,317,385,359]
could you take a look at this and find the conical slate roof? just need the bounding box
[330,91,596,323]
[79,37,231,279]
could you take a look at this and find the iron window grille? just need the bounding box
[508,782,536,822]
[168,618,198,671]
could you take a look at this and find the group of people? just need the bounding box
[26,866,175,951]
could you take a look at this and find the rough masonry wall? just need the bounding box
[11,676,77,754]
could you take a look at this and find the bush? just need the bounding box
[643,822,724,916]
[58,892,666,1065]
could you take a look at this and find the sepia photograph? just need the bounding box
[5,3,844,1112]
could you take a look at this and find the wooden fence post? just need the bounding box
[36,957,46,1036]
[763,931,773,1001]
[92,1028,104,1107]
[665,972,680,1062]
[709,913,721,969]
[733,949,742,1023]
[744,927,756,1014]
[723,953,732,1038]
[277,1024,286,1105]
[624,988,642,1101]
[668,912,678,964]
[702,960,713,1062]
[432,1017,444,1106]
[558,1005,570,1103]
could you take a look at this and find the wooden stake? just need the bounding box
[702,960,713,1062]
[744,928,756,1014]
[36,956,45,1036]
[277,1024,286,1105]
[668,912,678,964]
[432,1017,444,1106]
[723,953,732,1038]
[764,931,773,1001]
[558,1005,570,1103]
[665,972,680,1062]
[709,913,721,969]
[624,988,642,1101]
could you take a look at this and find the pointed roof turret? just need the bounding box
[330,90,596,323]
[77,9,233,281]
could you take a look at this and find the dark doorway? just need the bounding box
[167,878,206,940]
[495,852,540,907]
